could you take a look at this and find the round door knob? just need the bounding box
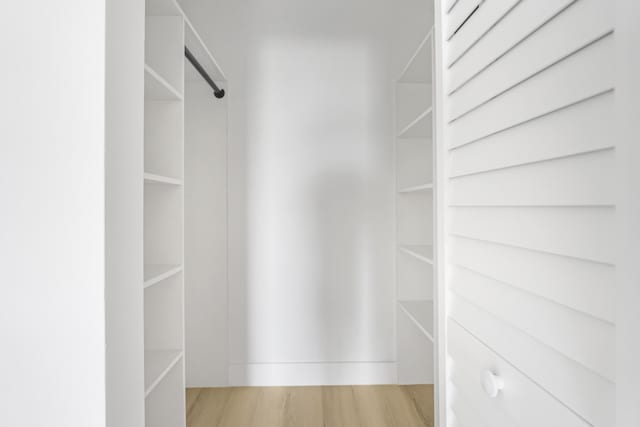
[482,370,504,398]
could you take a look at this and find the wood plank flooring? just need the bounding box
[186,385,434,427]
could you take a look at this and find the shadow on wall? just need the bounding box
[309,170,367,364]
[237,36,395,383]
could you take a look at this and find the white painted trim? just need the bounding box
[392,78,400,371]
[228,362,397,387]
[106,1,145,426]
[433,0,449,425]
[616,1,640,426]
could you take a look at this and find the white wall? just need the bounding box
[181,0,396,385]
[185,81,229,387]
[106,0,145,426]
[391,0,434,77]
[0,1,106,426]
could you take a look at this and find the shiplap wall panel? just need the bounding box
[451,266,614,380]
[446,0,460,14]
[449,34,614,147]
[447,0,519,67]
[447,0,482,40]
[449,383,490,427]
[450,207,615,263]
[444,1,616,424]
[449,92,614,177]
[448,0,612,120]
[450,236,615,323]
[450,149,614,206]
[449,362,516,427]
[447,0,576,92]
[449,294,614,426]
[448,320,591,427]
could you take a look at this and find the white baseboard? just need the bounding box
[228,361,397,386]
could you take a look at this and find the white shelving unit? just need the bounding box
[399,245,434,264]
[144,264,184,289]
[395,27,436,385]
[398,107,433,138]
[144,65,183,101]
[142,0,226,425]
[398,183,433,194]
[398,300,434,342]
[144,350,184,397]
[144,172,184,186]
[143,0,185,424]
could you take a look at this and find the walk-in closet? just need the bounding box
[141,0,440,424]
[4,0,640,426]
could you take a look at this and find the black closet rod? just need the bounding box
[185,46,225,99]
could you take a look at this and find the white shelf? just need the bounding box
[399,245,434,264]
[398,300,434,342]
[398,183,433,194]
[398,107,433,138]
[144,264,183,289]
[145,64,183,101]
[144,350,183,397]
[398,29,433,83]
[144,172,183,186]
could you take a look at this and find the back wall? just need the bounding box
[182,0,396,385]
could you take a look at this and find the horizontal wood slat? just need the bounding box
[447,0,461,14]
[448,0,612,120]
[450,206,615,264]
[447,0,483,40]
[448,0,576,93]
[450,266,615,379]
[449,148,615,206]
[450,236,615,323]
[447,0,520,67]
[449,34,614,148]
[448,91,614,175]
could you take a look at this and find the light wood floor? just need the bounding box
[186,385,434,427]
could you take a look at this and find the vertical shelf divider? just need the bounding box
[143,1,186,426]
[395,23,437,386]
